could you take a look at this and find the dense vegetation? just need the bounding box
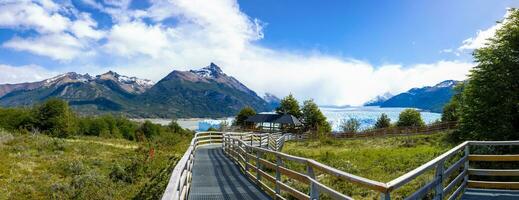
[276,95,332,134]
[445,8,519,141]
[0,98,193,199]
[283,133,453,199]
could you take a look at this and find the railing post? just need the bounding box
[434,160,445,200]
[256,150,262,181]
[380,192,390,200]
[275,155,282,195]
[245,146,250,171]
[260,135,263,148]
[464,144,470,185]
[307,163,319,200]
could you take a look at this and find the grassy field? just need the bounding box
[0,130,191,200]
[282,132,458,199]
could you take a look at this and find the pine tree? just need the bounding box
[374,113,391,129]
[276,94,302,118]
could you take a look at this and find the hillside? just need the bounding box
[0,63,270,118]
[0,131,191,199]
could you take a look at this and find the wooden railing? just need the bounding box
[223,133,388,200]
[164,131,519,200]
[288,122,457,141]
[162,131,285,200]
[162,132,225,200]
[223,134,519,200]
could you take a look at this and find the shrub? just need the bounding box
[138,121,160,140]
[374,113,391,129]
[34,98,77,138]
[301,99,331,133]
[235,107,256,128]
[340,118,361,133]
[396,109,425,127]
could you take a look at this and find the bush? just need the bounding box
[34,98,77,138]
[235,107,256,128]
[138,121,161,140]
[374,113,391,129]
[301,99,331,133]
[396,109,425,127]
[340,118,361,133]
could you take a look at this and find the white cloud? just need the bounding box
[0,1,70,33]
[104,21,168,58]
[100,0,474,106]
[458,10,511,51]
[0,0,477,106]
[0,64,57,84]
[0,0,103,61]
[3,33,90,61]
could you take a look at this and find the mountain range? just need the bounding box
[365,80,461,113]
[0,63,273,118]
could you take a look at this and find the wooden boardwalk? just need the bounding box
[163,132,519,200]
[188,145,271,200]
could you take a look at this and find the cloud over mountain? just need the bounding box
[0,0,489,106]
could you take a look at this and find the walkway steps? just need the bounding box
[188,145,271,200]
[462,188,519,200]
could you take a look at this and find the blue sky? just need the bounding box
[0,0,517,105]
[238,0,517,65]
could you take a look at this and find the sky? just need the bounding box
[0,0,517,106]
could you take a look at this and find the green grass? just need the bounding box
[0,130,191,200]
[282,132,458,199]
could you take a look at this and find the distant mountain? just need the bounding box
[374,80,461,113]
[364,92,393,106]
[134,63,269,117]
[0,63,270,118]
[263,93,280,111]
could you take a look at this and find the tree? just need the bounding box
[167,120,183,133]
[374,113,391,129]
[396,109,425,127]
[276,94,302,118]
[139,120,160,139]
[455,9,519,140]
[301,99,331,133]
[235,107,256,128]
[340,118,361,133]
[34,98,77,138]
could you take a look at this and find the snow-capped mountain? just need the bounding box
[371,80,462,112]
[364,92,393,106]
[96,71,154,94]
[0,63,270,118]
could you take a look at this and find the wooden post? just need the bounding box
[434,160,445,200]
[464,145,470,185]
[256,150,262,181]
[245,146,250,171]
[307,164,319,199]
[259,134,262,147]
[380,192,390,200]
[275,155,282,195]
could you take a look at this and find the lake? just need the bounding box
[134,106,441,132]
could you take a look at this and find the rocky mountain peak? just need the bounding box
[190,63,224,78]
